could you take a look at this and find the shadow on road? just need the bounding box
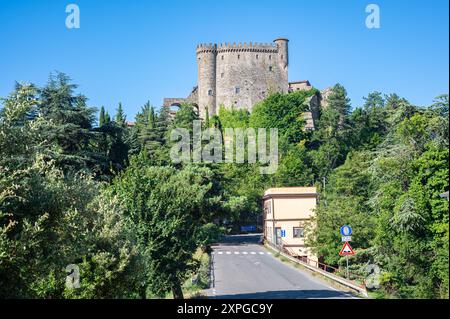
[210,289,352,299]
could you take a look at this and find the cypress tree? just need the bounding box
[99,106,106,127]
[105,112,111,124]
[115,102,126,126]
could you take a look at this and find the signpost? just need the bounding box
[340,225,352,236]
[339,242,355,255]
[339,225,354,279]
[280,230,286,238]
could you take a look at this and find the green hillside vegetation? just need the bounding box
[0,72,448,298]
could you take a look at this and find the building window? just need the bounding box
[281,55,284,60]
[208,89,213,96]
[235,87,240,94]
[256,54,259,59]
[221,55,224,60]
[269,66,273,71]
[238,54,240,59]
[293,227,304,238]
[264,201,271,215]
[221,72,224,78]
[269,55,272,60]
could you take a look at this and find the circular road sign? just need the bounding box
[340,225,352,236]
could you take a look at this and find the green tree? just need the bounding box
[0,89,138,298]
[36,72,100,174]
[109,157,215,299]
[310,84,352,179]
[115,102,126,126]
[99,106,106,127]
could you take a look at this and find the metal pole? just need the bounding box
[346,255,349,279]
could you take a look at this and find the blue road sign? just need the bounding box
[281,230,286,238]
[340,225,352,236]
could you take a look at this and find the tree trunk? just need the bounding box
[172,281,184,299]
[139,284,147,299]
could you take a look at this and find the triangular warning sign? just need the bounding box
[339,242,355,255]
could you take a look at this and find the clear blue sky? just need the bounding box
[1,0,448,120]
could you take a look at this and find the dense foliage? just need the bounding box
[0,72,447,299]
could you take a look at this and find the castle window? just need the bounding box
[269,66,273,71]
[256,54,259,59]
[235,87,240,94]
[269,55,271,60]
[281,55,284,60]
[208,89,213,96]
[221,73,224,78]
[238,54,240,59]
[221,55,224,60]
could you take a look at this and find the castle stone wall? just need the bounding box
[196,39,290,118]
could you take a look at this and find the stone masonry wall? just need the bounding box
[196,39,290,119]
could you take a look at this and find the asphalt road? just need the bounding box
[205,234,354,299]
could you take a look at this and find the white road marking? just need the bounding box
[217,251,274,256]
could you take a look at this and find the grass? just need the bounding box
[182,247,211,299]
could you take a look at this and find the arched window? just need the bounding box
[238,54,240,59]
[208,89,213,96]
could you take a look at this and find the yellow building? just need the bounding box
[263,187,318,262]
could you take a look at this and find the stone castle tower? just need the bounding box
[196,38,289,118]
[163,37,329,129]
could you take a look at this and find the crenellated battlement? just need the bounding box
[192,37,290,119]
[196,41,278,54]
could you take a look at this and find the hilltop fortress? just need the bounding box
[163,38,331,130]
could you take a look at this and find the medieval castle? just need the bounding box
[163,38,331,130]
